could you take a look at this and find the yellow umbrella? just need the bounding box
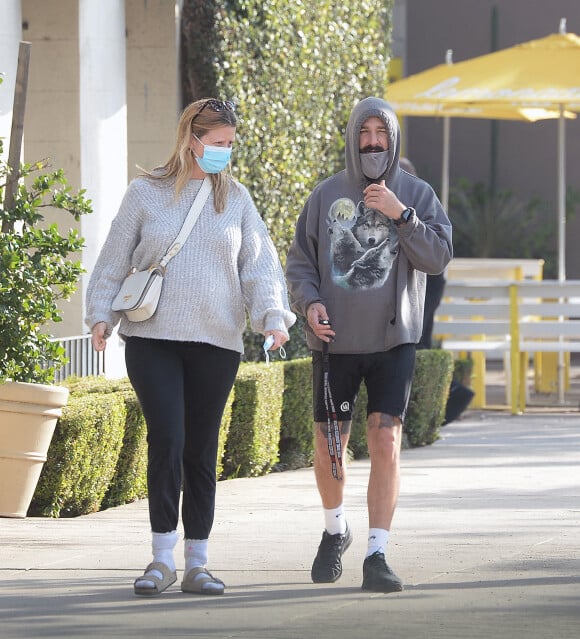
[386,66,576,210]
[386,49,575,218]
[386,20,580,282]
[414,32,580,109]
[386,48,577,121]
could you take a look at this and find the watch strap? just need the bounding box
[394,206,414,226]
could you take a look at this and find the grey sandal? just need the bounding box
[133,561,177,596]
[181,567,225,595]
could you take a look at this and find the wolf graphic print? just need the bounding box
[328,197,398,289]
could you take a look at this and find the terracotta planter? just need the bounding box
[0,381,69,518]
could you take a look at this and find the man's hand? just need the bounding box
[363,180,406,221]
[306,303,335,343]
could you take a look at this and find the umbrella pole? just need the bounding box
[557,106,566,403]
[441,116,450,211]
[557,106,566,283]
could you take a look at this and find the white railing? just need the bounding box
[49,334,105,382]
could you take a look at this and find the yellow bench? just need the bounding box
[433,279,580,414]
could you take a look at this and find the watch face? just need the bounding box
[395,208,412,226]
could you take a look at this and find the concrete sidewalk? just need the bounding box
[1,411,579,639]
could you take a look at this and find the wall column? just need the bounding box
[79,0,128,377]
[0,0,22,161]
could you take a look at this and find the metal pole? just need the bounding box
[557,107,566,282]
[441,116,450,211]
[557,106,566,403]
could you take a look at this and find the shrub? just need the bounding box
[29,393,125,517]
[278,357,313,470]
[101,388,148,508]
[405,349,454,447]
[63,376,148,508]
[222,362,284,478]
[453,356,474,387]
[181,0,391,263]
[217,388,235,479]
[0,138,92,383]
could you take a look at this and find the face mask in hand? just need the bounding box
[193,135,232,174]
[360,151,389,180]
[263,334,286,365]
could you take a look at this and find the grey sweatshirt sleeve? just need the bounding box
[237,187,296,336]
[84,181,145,335]
[396,182,453,275]
[285,191,324,317]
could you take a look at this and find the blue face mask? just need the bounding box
[193,135,232,174]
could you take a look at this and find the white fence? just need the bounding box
[49,334,105,383]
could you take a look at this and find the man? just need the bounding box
[285,97,452,593]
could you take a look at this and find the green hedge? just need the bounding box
[217,388,235,479]
[29,393,126,517]
[279,357,313,470]
[404,349,454,447]
[222,362,284,478]
[62,376,149,509]
[181,0,392,262]
[453,356,474,386]
[31,347,454,516]
[101,388,148,508]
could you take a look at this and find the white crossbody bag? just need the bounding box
[112,177,211,322]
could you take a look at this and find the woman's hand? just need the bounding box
[263,329,288,350]
[91,322,108,352]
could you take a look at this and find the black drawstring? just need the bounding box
[322,341,343,481]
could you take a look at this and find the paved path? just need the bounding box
[1,412,579,638]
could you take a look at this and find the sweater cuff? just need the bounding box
[263,308,296,337]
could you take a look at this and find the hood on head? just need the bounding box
[344,97,401,188]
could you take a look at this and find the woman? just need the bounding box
[85,98,295,597]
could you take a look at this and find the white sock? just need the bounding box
[324,505,346,535]
[184,538,222,593]
[135,530,178,590]
[366,527,389,558]
[184,538,208,572]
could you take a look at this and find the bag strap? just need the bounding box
[322,340,343,481]
[159,177,212,269]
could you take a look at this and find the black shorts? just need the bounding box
[312,344,416,423]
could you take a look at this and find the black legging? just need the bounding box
[125,337,240,539]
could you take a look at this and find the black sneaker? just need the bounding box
[362,552,404,593]
[311,524,353,583]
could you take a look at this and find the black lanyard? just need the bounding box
[322,341,343,481]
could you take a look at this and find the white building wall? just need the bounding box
[0,0,22,158]
[0,0,22,160]
[3,1,180,379]
[79,0,129,378]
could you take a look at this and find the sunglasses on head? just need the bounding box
[197,99,236,116]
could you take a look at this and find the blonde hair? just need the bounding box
[142,99,238,212]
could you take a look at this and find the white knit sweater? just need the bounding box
[85,176,296,353]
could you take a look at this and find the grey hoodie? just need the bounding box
[286,97,452,354]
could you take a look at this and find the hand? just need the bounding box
[263,329,288,351]
[306,302,335,343]
[363,180,406,221]
[91,322,108,352]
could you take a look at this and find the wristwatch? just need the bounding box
[393,206,415,226]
